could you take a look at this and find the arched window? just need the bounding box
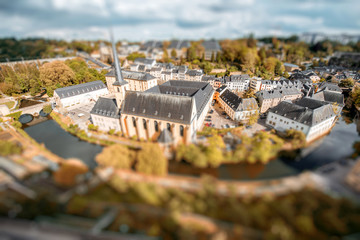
[180,125,184,137]
[132,117,136,127]
[143,119,147,130]
[167,123,171,132]
[154,121,159,132]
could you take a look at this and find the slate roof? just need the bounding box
[122,92,194,124]
[54,81,107,99]
[168,40,190,49]
[220,89,258,111]
[284,63,299,68]
[186,69,203,76]
[112,71,156,84]
[134,58,156,65]
[269,98,335,127]
[312,91,344,106]
[318,82,342,93]
[122,80,214,123]
[202,40,221,51]
[229,74,250,81]
[142,41,163,49]
[90,97,120,119]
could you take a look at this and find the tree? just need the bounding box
[339,78,354,88]
[53,159,88,187]
[248,112,259,126]
[285,129,306,149]
[136,143,167,176]
[275,61,283,76]
[39,61,74,96]
[243,88,255,98]
[0,140,22,156]
[126,52,146,61]
[96,144,135,169]
[42,104,52,114]
[171,49,177,59]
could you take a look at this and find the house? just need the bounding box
[202,40,221,61]
[201,75,221,87]
[106,69,157,93]
[256,87,303,113]
[54,81,109,108]
[214,85,227,102]
[218,89,258,122]
[250,79,277,92]
[311,90,344,115]
[317,82,342,93]
[167,40,190,59]
[224,74,251,92]
[90,97,121,132]
[266,98,336,142]
[139,41,163,60]
[283,62,300,72]
[185,69,203,81]
[133,58,156,70]
[120,80,214,144]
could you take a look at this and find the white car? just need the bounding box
[78,113,85,117]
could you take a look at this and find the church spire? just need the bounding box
[111,31,127,85]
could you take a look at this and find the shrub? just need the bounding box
[96,144,136,169]
[108,129,115,135]
[0,140,22,156]
[42,104,52,114]
[6,111,22,120]
[88,124,98,131]
[11,121,22,129]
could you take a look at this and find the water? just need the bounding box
[24,120,103,169]
[24,116,360,180]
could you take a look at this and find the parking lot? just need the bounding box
[203,102,237,129]
[66,102,96,129]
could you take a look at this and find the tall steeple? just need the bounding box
[111,31,128,86]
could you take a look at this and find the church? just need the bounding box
[90,36,214,144]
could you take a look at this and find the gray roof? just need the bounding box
[202,40,221,51]
[142,41,163,49]
[106,70,156,84]
[186,69,203,76]
[229,74,250,81]
[134,58,156,65]
[256,87,302,100]
[122,91,194,124]
[90,97,120,119]
[54,81,107,99]
[269,98,335,127]
[168,40,190,49]
[220,89,258,111]
[318,82,342,93]
[122,80,214,123]
[312,90,344,106]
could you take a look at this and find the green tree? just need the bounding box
[285,129,306,149]
[42,104,52,114]
[248,111,259,125]
[243,88,255,98]
[87,124,98,131]
[126,52,146,61]
[136,143,167,176]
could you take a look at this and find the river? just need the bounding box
[24,115,360,181]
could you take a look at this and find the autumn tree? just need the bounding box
[53,159,88,187]
[96,144,135,169]
[285,129,306,149]
[171,49,177,58]
[136,143,167,176]
[243,88,256,98]
[339,78,354,88]
[0,140,22,156]
[39,61,75,96]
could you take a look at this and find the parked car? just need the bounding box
[225,116,230,119]
[78,113,85,117]
[209,110,214,114]
[222,112,226,115]
[225,124,230,128]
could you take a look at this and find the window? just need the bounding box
[167,123,171,132]
[154,121,159,132]
[143,119,147,130]
[132,117,136,127]
[180,125,184,137]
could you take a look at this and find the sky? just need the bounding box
[0,0,359,42]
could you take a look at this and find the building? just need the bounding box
[54,81,109,108]
[133,58,156,70]
[256,87,303,113]
[224,74,251,92]
[120,80,214,144]
[90,96,121,132]
[106,70,157,93]
[250,79,277,92]
[266,98,336,142]
[185,69,203,81]
[202,40,221,61]
[311,90,344,115]
[139,41,163,60]
[283,62,300,72]
[167,40,190,59]
[318,82,342,93]
[218,89,258,122]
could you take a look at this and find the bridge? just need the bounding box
[11,102,49,115]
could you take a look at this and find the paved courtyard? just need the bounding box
[202,102,237,129]
[66,102,96,129]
